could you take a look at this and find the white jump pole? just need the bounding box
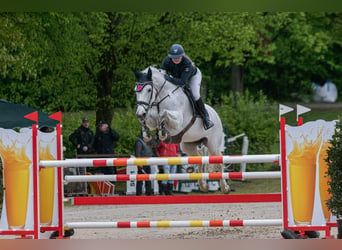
[40,154,280,168]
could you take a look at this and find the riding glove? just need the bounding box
[164,74,185,86]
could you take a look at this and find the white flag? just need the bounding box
[279,104,294,116]
[297,104,311,117]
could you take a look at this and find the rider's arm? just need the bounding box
[165,57,195,86]
[165,75,186,86]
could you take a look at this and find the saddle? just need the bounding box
[182,86,199,116]
[170,87,200,144]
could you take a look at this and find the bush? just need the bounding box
[62,107,141,158]
[326,121,342,219]
[112,106,141,155]
[0,161,2,211]
[216,91,279,171]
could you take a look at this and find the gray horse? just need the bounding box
[134,66,230,193]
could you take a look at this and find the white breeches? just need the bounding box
[188,68,202,101]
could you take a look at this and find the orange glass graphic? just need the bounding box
[318,141,332,221]
[39,144,55,226]
[0,139,31,229]
[288,135,322,225]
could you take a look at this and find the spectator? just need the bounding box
[156,141,180,195]
[68,117,95,193]
[134,133,153,196]
[40,126,54,133]
[69,117,95,155]
[94,120,120,175]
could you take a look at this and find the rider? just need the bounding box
[161,43,214,130]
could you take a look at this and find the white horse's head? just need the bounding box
[133,67,154,120]
[133,66,167,120]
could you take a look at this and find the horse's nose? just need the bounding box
[136,107,146,120]
[136,113,145,120]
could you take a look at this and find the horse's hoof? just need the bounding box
[222,186,231,194]
[198,181,209,192]
[143,135,152,142]
[158,130,170,142]
[158,134,167,141]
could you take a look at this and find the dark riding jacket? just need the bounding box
[69,125,95,154]
[94,127,120,154]
[161,56,197,86]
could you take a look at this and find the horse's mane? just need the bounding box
[142,65,166,86]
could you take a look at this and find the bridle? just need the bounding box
[135,78,181,114]
[135,81,154,112]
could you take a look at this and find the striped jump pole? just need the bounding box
[40,154,280,168]
[65,171,281,183]
[65,219,283,229]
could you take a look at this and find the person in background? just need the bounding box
[94,120,120,175]
[40,126,54,133]
[156,141,180,195]
[69,117,95,156]
[69,117,95,193]
[134,133,153,196]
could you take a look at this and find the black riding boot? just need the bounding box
[195,98,214,130]
[161,184,168,195]
[167,183,174,196]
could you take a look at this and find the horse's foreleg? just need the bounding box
[140,121,153,142]
[160,110,183,131]
[158,120,169,141]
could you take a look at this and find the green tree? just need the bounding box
[83,12,168,126]
[326,121,342,238]
[0,12,97,112]
[1,12,342,118]
[244,12,342,101]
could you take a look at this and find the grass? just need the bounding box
[228,179,281,194]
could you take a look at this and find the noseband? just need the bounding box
[135,81,154,108]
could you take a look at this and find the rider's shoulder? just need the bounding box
[161,56,171,68]
[182,56,195,66]
[162,56,171,63]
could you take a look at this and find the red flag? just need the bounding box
[49,111,62,122]
[24,111,38,123]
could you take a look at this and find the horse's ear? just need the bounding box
[147,67,152,81]
[133,68,141,80]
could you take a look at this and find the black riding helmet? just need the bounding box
[168,44,185,58]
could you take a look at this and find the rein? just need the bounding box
[152,82,181,113]
[136,77,181,114]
